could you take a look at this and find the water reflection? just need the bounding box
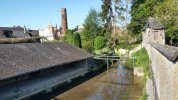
[54,66,144,100]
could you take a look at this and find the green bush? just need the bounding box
[132,48,150,100]
[132,48,149,68]
[94,36,106,50]
[82,40,93,53]
[61,30,74,45]
[73,33,82,48]
[116,42,140,50]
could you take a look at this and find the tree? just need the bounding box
[81,40,93,53]
[62,29,74,44]
[81,8,103,53]
[128,0,161,34]
[94,36,106,50]
[82,8,103,40]
[100,0,113,42]
[128,0,178,46]
[155,0,178,46]
[74,33,82,48]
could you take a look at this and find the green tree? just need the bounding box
[94,36,106,50]
[100,0,113,42]
[128,0,161,34]
[74,33,82,48]
[62,29,74,45]
[128,0,178,46]
[82,40,93,53]
[155,0,178,46]
[82,8,103,40]
[81,8,103,53]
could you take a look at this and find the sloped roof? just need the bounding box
[0,42,93,81]
[0,27,39,38]
[142,17,165,31]
[0,26,24,31]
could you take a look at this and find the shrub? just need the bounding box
[131,48,149,68]
[61,30,74,45]
[94,36,106,50]
[73,33,82,48]
[82,40,93,53]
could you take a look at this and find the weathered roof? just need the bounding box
[0,27,39,38]
[0,27,29,38]
[142,17,164,31]
[0,26,24,31]
[0,42,93,81]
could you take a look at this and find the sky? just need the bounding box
[0,0,102,29]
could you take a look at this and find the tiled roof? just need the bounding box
[142,17,165,31]
[0,42,93,81]
[0,26,24,31]
[0,27,39,38]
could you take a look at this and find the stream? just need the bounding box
[52,65,144,100]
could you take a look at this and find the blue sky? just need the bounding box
[0,0,102,29]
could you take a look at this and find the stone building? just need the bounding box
[0,42,93,100]
[142,17,165,47]
[39,8,68,41]
[0,26,39,38]
[39,23,61,41]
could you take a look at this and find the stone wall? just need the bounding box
[145,44,178,100]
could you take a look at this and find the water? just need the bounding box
[52,66,144,100]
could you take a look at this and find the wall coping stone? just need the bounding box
[151,43,178,62]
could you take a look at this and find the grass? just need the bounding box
[131,48,150,100]
[116,42,140,50]
[0,37,41,44]
[131,48,150,68]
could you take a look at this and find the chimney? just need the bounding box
[61,8,68,34]
[24,26,27,34]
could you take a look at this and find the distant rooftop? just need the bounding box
[142,17,165,31]
[0,26,39,38]
[0,42,93,81]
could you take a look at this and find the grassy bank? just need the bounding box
[131,48,150,100]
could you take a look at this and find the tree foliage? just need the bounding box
[74,32,82,48]
[128,0,178,46]
[81,40,93,53]
[94,36,106,50]
[81,8,104,53]
[62,30,74,44]
[62,30,82,48]
[128,0,159,34]
[132,48,149,68]
[82,8,103,40]
[155,0,178,45]
[100,0,113,39]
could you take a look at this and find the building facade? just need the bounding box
[142,17,165,47]
[39,24,61,41]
